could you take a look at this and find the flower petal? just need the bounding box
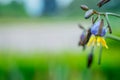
[101,27,107,36]
[91,20,101,35]
[87,35,95,46]
[97,37,101,46]
[93,36,97,46]
[100,37,108,49]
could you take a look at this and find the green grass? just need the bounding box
[0,44,120,80]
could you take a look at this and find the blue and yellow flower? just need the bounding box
[87,35,108,48]
[87,20,108,48]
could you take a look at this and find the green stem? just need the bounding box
[106,12,120,18]
[106,35,120,41]
[105,14,112,34]
[91,46,94,54]
[94,10,120,18]
[98,45,103,65]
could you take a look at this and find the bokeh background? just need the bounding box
[0,0,120,80]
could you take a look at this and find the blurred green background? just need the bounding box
[0,0,120,80]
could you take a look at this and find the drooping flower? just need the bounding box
[91,20,107,36]
[87,19,108,48]
[79,31,86,46]
[78,24,92,47]
[79,28,92,46]
[87,35,108,48]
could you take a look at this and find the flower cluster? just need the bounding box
[78,1,120,68]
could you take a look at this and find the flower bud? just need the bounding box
[107,24,112,34]
[80,5,89,11]
[79,31,86,46]
[87,53,93,68]
[97,0,111,7]
[85,9,94,19]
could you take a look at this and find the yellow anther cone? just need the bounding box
[87,35,95,46]
[97,36,101,46]
[87,35,108,49]
[100,37,108,49]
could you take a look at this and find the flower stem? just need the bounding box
[105,14,112,34]
[91,46,94,54]
[106,12,120,18]
[98,45,103,65]
[106,35,120,41]
[94,11,120,18]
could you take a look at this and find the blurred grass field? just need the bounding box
[0,16,120,80]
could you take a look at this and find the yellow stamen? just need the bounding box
[97,36,101,47]
[87,35,95,46]
[100,37,108,49]
[93,36,97,46]
[87,35,108,49]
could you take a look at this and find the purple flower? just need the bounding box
[80,31,86,41]
[91,20,107,36]
[78,31,86,46]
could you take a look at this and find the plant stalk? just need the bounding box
[106,35,120,41]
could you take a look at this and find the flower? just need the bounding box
[87,19,108,48]
[79,28,92,46]
[79,31,86,46]
[91,20,107,36]
[87,35,108,48]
